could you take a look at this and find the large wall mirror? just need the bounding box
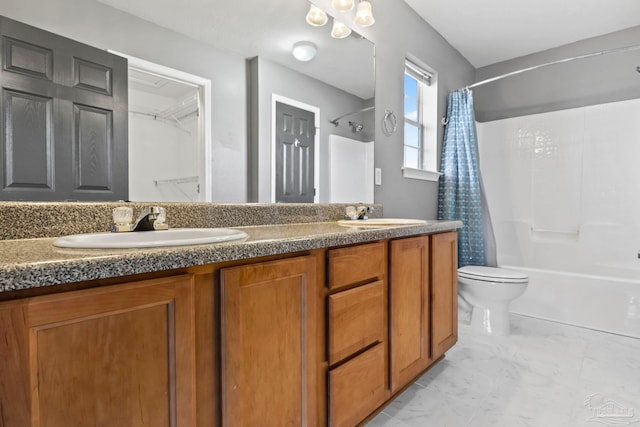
[0,0,375,203]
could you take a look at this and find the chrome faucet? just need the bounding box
[111,206,168,232]
[357,206,374,220]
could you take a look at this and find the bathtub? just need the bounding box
[506,265,640,339]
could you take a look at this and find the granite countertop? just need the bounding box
[0,220,461,293]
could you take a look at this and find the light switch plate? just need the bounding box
[375,168,382,186]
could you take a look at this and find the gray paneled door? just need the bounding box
[275,101,315,203]
[0,16,128,201]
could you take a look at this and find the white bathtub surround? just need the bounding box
[367,315,640,427]
[508,266,640,339]
[477,98,640,338]
[328,134,374,203]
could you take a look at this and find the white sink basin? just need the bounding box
[53,228,248,249]
[338,218,428,227]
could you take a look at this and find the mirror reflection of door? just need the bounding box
[275,101,316,203]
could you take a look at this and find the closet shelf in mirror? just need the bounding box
[153,176,199,186]
[129,93,199,134]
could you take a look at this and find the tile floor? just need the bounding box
[366,314,640,427]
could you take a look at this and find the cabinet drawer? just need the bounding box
[328,242,385,290]
[328,343,387,427]
[328,280,385,365]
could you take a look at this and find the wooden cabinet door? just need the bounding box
[389,235,431,392]
[431,231,458,359]
[0,275,196,427]
[220,255,319,427]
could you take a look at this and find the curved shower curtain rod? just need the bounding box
[329,106,374,126]
[462,43,640,91]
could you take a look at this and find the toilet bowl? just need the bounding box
[458,266,528,335]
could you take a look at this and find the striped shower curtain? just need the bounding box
[438,89,494,267]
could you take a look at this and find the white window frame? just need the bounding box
[402,59,441,182]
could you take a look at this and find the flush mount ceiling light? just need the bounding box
[306,4,328,26]
[331,19,352,39]
[332,0,354,12]
[354,0,375,27]
[292,41,318,62]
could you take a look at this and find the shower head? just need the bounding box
[349,121,364,132]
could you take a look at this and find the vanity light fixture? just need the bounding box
[292,41,318,62]
[332,0,354,12]
[331,19,351,39]
[354,0,375,27]
[306,4,328,26]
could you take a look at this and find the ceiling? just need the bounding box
[404,0,640,68]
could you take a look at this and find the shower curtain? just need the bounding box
[438,89,496,268]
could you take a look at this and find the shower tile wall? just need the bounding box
[477,98,640,275]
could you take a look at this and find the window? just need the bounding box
[403,59,440,181]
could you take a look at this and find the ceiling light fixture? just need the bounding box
[354,0,375,27]
[331,19,352,39]
[306,4,328,26]
[292,41,318,62]
[331,0,354,12]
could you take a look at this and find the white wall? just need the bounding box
[478,98,640,278]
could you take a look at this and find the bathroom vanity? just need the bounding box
[0,203,461,427]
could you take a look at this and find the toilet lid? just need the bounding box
[458,266,528,283]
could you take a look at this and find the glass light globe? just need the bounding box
[292,41,318,62]
[354,1,375,27]
[306,5,328,26]
[332,0,354,12]
[331,19,352,39]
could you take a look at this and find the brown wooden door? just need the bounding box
[389,235,431,392]
[0,275,196,427]
[431,231,458,359]
[220,255,319,427]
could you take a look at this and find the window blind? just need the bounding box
[405,60,432,86]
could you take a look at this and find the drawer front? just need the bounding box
[327,242,385,290]
[328,343,387,427]
[328,280,385,365]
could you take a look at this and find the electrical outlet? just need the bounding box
[375,168,382,186]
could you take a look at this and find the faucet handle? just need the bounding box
[345,206,358,220]
[111,206,133,232]
[153,207,169,230]
[356,205,374,220]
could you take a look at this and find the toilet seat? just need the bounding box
[458,266,528,284]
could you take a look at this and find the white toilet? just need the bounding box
[458,266,528,335]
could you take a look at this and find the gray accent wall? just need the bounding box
[248,56,373,203]
[474,25,640,122]
[313,0,475,219]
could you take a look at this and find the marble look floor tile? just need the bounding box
[381,383,481,427]
[365,412,413,427]
[365,314,640,427]
[413,359,493,406]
